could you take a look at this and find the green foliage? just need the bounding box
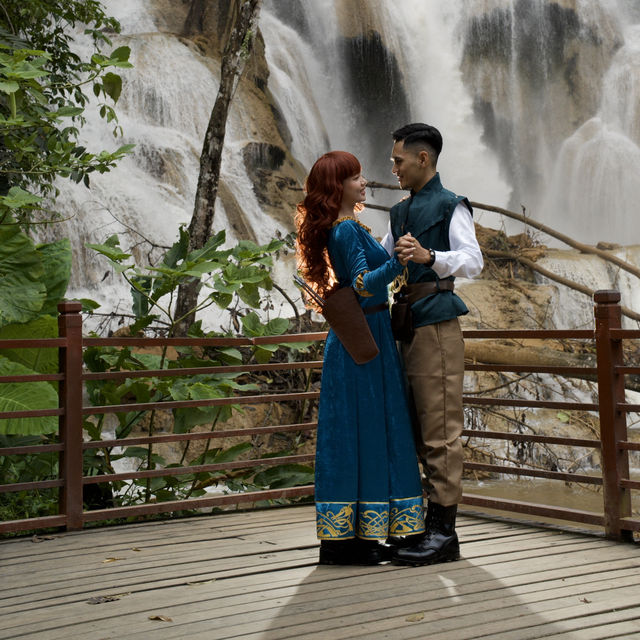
[0,219,66,436]
[0,356,58,434]
[0,216,71,326]
[0,217,46,324]
[87,228,290,337]
[0,433,58,522]
[253,463,314,489]
[0,1,133,225]
[74,227,314,513]
[0,315,58,372]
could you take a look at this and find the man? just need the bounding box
[381,123,483,565]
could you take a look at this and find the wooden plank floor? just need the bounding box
[1,506,640,640]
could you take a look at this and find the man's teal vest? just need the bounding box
[390,173,471,328]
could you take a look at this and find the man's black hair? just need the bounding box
[392,123,443,158]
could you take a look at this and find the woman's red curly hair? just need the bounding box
[295,151,363,309]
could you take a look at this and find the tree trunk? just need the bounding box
[174,0,262,335]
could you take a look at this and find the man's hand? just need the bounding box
[395,233,429,264]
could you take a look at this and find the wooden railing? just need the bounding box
[1,290,638,540]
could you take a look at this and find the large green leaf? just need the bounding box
[86,234,131,263]
[162,226,189,269]
[265,317,289,335]
[0,356,58,435]
[0,221,46,326]
[0,186,43,209]
[0,315,58,373]
[37,238,72,315]
[253,464,315,489]
[174,406,223,433]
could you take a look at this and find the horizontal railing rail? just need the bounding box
[0,291,638,540]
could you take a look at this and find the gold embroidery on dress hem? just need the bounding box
[317,499,424,539]
[389,504,425,535]
[316,504,354,538]
[357,508,389,539]
[355,271,374,297]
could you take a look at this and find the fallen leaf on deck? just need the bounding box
[31,535,55,543]
[405,613,425,622]
[87,593,131,605]
[186,579,215,586]
[130,547,141,552]
[580,597,592,603]
[102,557,125,563]
[149,615,173,622]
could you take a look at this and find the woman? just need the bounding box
[295,151,425,565]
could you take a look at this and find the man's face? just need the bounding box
[390,140,425,191]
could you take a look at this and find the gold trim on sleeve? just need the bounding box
[390,266,408,293]
[354,271,374,297]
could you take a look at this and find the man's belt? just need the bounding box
[403,280,454,304]
[363,302,389,315]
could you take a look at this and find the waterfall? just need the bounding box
[453,0,639,246]
[543,24,640,244]
[373,1,513,231]
[43,0,640,329]
[49,0,284,318]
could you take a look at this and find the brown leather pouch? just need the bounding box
[323,287,379,364]
[390,293,414,343]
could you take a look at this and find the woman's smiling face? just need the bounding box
[341,171,367,209]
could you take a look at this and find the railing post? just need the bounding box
[593,290,632,541]
[58,301,84,531]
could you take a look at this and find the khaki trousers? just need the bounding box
[401,318,464,506]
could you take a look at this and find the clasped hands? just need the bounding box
[395,233,428,266]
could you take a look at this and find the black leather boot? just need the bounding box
[392,502,460,566]
[387,532,424,549]
[319,538,392,565]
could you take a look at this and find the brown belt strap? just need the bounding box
[404,280,454,304]
[363,302,389,315]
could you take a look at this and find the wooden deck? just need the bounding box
[1,506,640,640]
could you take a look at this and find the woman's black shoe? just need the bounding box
[319,538,392,565]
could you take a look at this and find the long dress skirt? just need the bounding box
[314,220,425,541]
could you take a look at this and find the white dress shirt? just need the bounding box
[380,202,484,279]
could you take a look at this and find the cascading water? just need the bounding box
[49,0,286,318]
[452,0,640,246]
[543,23,640,244]
[45,0,640,329]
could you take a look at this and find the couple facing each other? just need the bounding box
[295,123,484,566]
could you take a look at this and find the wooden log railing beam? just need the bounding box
[364,182,640,282]
[485,249,640,322]
[472,202,640,280]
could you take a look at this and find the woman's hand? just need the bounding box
[395,233,429,264]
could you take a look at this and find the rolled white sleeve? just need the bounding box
[380,222,394,257]
[431,203,484,279]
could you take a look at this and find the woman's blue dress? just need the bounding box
[315,218,425,541]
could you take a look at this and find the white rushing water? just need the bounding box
[543,24,640,243]
[48,0,640,328]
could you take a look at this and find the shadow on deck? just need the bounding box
[1,505,639,640]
